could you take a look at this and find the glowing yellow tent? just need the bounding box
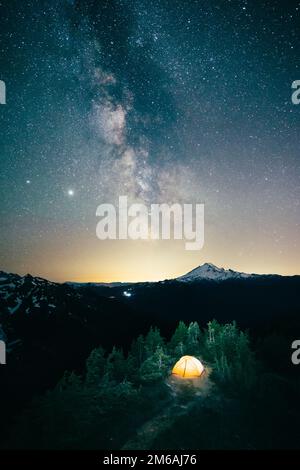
[172,355,204,378]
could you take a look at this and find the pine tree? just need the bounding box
[106,346,126,382]
[187,321,202,354]
[145,326,164,357]
[85,346,105,387]
[124,352,139,382]
[130,334,146,366]
[139,346,171,382]
[169,321,188,353]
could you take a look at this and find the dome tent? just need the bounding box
[172,355,204,378]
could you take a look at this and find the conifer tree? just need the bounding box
[85,346,106,387]
[169,321,188,353]
[130,334,146,366]
[187,321,202,354]
[139,345,171,382]
[145,326,164,357]
[106,347,126,382]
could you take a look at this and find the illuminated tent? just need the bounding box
[172,355,204,378]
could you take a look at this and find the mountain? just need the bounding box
[0,270,147,350]
[0,271,63,316]
[67,281,133,288]
[175,263,258,282]
[1,266,300,445]
[0,271,150,427]
[1,265,299,374]
[0,271,150,445]
[72,263,279,287]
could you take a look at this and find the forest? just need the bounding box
[3,320,300,450]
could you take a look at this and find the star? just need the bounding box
[1,0,299,280]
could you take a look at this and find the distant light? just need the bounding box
[26,180,31,184]
[68,189,74,196]
[123,291,132,297]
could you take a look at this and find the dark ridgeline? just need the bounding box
[0,268,300,448]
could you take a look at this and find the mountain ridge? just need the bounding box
[0,262,291,293]
[175,262,259,282]
[66,262,286,286]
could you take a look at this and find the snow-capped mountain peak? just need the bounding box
[176,263,254,282]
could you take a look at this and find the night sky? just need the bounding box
[0,0,299,282]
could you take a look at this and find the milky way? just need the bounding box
[0,0,300,281]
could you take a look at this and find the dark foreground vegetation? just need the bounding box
[3,320,300,450]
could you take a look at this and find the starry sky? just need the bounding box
[0,0,299,282]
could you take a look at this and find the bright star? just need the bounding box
[67,189,74,196]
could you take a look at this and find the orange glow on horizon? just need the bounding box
[2,227,300,283]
